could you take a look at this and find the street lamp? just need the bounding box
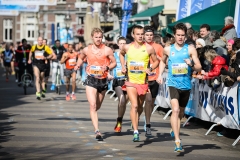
[64,5,72,43]
[107,0,123,35]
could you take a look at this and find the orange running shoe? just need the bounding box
[114,121,122,133]
[66,94,70,101]
[71,94,76,100]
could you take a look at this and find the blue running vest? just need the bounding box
[112,52,126,79]
[167,44,192,90]
[4,50,13,63]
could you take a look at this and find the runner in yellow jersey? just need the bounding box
[120,25,159,141]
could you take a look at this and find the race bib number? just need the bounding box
[89,65,103,77]
[172,63,188,75]
[116,68,125,78]
[129,61,144,73]
[148,64,156,76]
[22,58,26,63]
[35,51,44,60]
[69,58,76,66]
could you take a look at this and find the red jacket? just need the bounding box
[203,56,228,79]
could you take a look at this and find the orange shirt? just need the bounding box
[148,42,163,81]
[65,52,78,70]
[86,44,110,79]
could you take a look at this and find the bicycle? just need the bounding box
[21,59,32,95]
[55,61,63,95]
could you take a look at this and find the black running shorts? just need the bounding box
[64,69,77,78]
[112,78,125,88]
[33,63,46,73]
[4,62,11,67]
[85,75,108,93]
[169,86,190,108]
[148,80,159,98]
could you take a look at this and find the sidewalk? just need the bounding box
[0,67,239,160]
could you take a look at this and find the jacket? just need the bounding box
[202,33,212,46]
[203,56,228,79]
[52,45,66,61]
[222,25,237,41]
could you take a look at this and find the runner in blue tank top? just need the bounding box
[112,37,129,133]
[157,23,202,152]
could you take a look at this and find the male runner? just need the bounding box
[51,40,66,90]
[143,26,163,137]
[74,28,116,140]
[120,25,159,141]
[28,37,53,100]
[1,43,14,81]
[15,39,33,86]
[157,23,201,152]
[112,37,129,132]
[61,44,78,101]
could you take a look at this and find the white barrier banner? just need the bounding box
[0,10,19,16]
[1,0,56,5]
[155,72,171,108]
[184,79,240,130]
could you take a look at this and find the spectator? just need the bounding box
[192,31,200,41]
[153,35,162,45]
[226,39,235,60]
[221,16,237,41]
[196,38,206,49]
[200,24,212,46]
[185,28,195,47]
[209,30,229,64]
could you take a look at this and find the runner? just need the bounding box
[60,44,78,101]
[112,37,129,133]
[157,23,201,152]
[120,25,159,141]
[28,37,53,100]
[15,39,33,86]
[143,26,163,137]
[74,28,116,140]
[51,40,66,90]
[1,43,14,82]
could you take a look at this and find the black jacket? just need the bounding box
[52,45,66,61]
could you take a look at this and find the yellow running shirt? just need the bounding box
[126,43,149,84]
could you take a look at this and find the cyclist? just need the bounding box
[61,44,78,101]
[51,40,66,90]
[28,37,53,100]
[1,43,14,82]
[15,39,33,86]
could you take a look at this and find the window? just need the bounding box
[3,19,13,42]
[57,0,66,4]
[26,24,35,40]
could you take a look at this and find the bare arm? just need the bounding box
[106,47,116,70]
[120,44,127,73]
[148,45,159,70]
[74,47,87,69]
[28,51,32,64]
[157,47,169,84]
[60,53,68,64]
[188,46,202,72]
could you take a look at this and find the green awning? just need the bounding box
[166,0,236,35]
[104,24,133,36]
[131,5,164,19]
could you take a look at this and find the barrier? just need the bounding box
[155,72,240,146]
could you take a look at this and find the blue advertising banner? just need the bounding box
[234,0,240,38]
[187,0,220,15]
[121,11,131,37]
[60,28,73,44]
[122,0,132,11]
[176,0,189,21]
[0,0,39,12]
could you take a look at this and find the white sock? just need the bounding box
[72,92,75,95]
[134,130,138,134]
[175,140,181,143]
[66,92,69,95]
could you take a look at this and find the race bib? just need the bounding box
[69,58,76,66]
[116,68,125,78]
[89,65,103,77]
[172,63,188,75]
[22,58,26,63]
[35,51,44,60]
[129,61,144,73]
[148,64,156,76]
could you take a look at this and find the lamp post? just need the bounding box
[107,0,123,35]
[64,5,72,44]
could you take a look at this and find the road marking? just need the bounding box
[103,155,113,158]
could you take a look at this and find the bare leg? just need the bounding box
[115,86,128,118]
[170,99,181,141]
[71,72,76,93]
[33,66,41,93]
[144,92,155,124]
[40,72,45,91]
[65,77,70,93]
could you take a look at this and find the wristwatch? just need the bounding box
[149,67,153,72]
[106,66,109,71]
[190,61,194,67]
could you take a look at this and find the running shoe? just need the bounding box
[15,79,18,83]
[66,94,70,101]
[174,141,183,152]
[71,94,76,100]
[133,133,140,142]
[50,84,56,91]
[11,71,15,75]
[41,89,46,98]
[145,127,152,137]
[95,130,103,141]
[170,129,175,137]
[36,92,41,100]
[18,82,22,87]
[114,121,122,133]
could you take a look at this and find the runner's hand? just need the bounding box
[237,76,240,81]
[74,65,79,71]
[28,59,32,64]
[146,68,151,75]
[184,59,192,66]
[201,70,206,75]
[157,75,163,84]
[107,73,114,80]
[196,75,203,79]
[121,66,126,74]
